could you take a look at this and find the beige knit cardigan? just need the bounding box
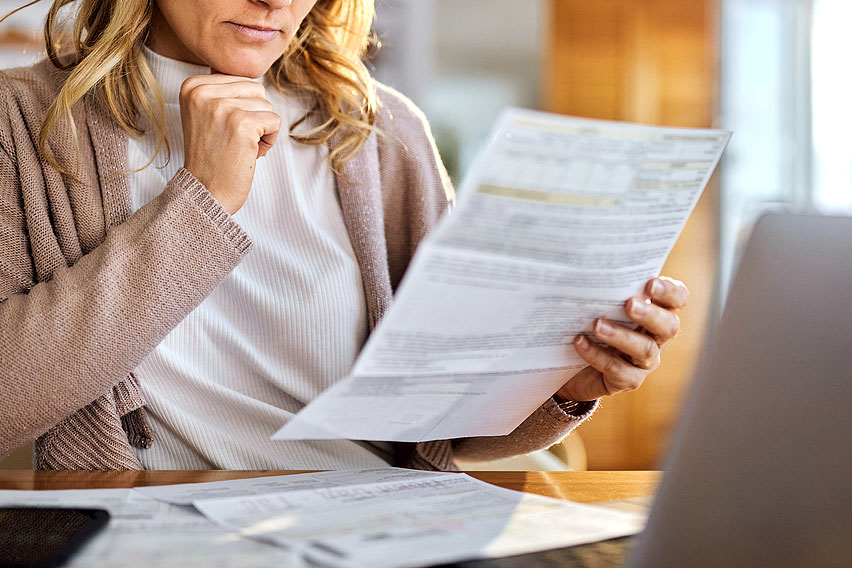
[0,60,595,470]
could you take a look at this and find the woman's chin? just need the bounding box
[207,54,279,78]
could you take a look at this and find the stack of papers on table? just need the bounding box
[0,469,644,567]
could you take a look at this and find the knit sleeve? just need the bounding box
[450,398,599,463]
[0,151,253,458]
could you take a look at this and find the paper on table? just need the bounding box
[67,528,300,568]
[88,470,454,567]
[193,472,645,568]
[0,487,203,527]
[0,488,282,568]
[135,467,447,506]
[274,108,731,442]
[0,488,131,513]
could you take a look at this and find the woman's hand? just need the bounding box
[555,277,689,402]
[180,74,281,214]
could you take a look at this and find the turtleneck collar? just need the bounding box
[142,45,212,104]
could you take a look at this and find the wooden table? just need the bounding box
[0,470,660,503]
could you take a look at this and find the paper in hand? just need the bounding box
[274,108,731,442]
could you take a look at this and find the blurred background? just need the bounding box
[1,0,849,470]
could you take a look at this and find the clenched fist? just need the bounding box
[179,74,281,214]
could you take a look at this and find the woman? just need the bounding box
[0,0,688,470]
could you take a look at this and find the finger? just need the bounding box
[199,81,268,100]
[182,73,255,90]
[227,108,281,146]
[180,75,254,101]
[220,97,274,113]
[625,296,681,344]
[247,110,282,158]
[258,135,275,158]
[646,277,689,310]
[573,335,646,393]
[593,318,660,371]
[555,366,609,402]
[181,78,268,105]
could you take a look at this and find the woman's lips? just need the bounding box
[226,22,281,42]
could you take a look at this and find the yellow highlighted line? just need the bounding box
[476,185,620,207]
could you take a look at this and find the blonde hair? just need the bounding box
[4,0,376,174]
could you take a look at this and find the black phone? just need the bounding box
[0,507,110,568]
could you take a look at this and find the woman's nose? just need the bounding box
[253,0,294,9]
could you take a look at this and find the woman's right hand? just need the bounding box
[179,74,281,215]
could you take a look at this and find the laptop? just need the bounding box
[628,212,852,567]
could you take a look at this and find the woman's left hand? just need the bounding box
[555,277,689,402]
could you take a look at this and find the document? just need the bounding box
[193,472,645,568]
[0,488,278,568]
[274,108,731,442]
[135,467,447,506]
[0,487,305,567]
[0,488,134,517]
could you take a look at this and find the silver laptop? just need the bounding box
[628,212,852,568]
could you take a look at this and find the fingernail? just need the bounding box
[651,279,664,297]
[595,319,612,337]
[631,298,646,316]
[575,335,588,349]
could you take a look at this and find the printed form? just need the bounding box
[135,468,448,506]
[274,109,731,442]
[193,473,644,568]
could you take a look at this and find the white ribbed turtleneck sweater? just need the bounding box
[127,47,390,469]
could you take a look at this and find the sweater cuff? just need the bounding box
[544,396,599,423]
[170,167,253,256]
